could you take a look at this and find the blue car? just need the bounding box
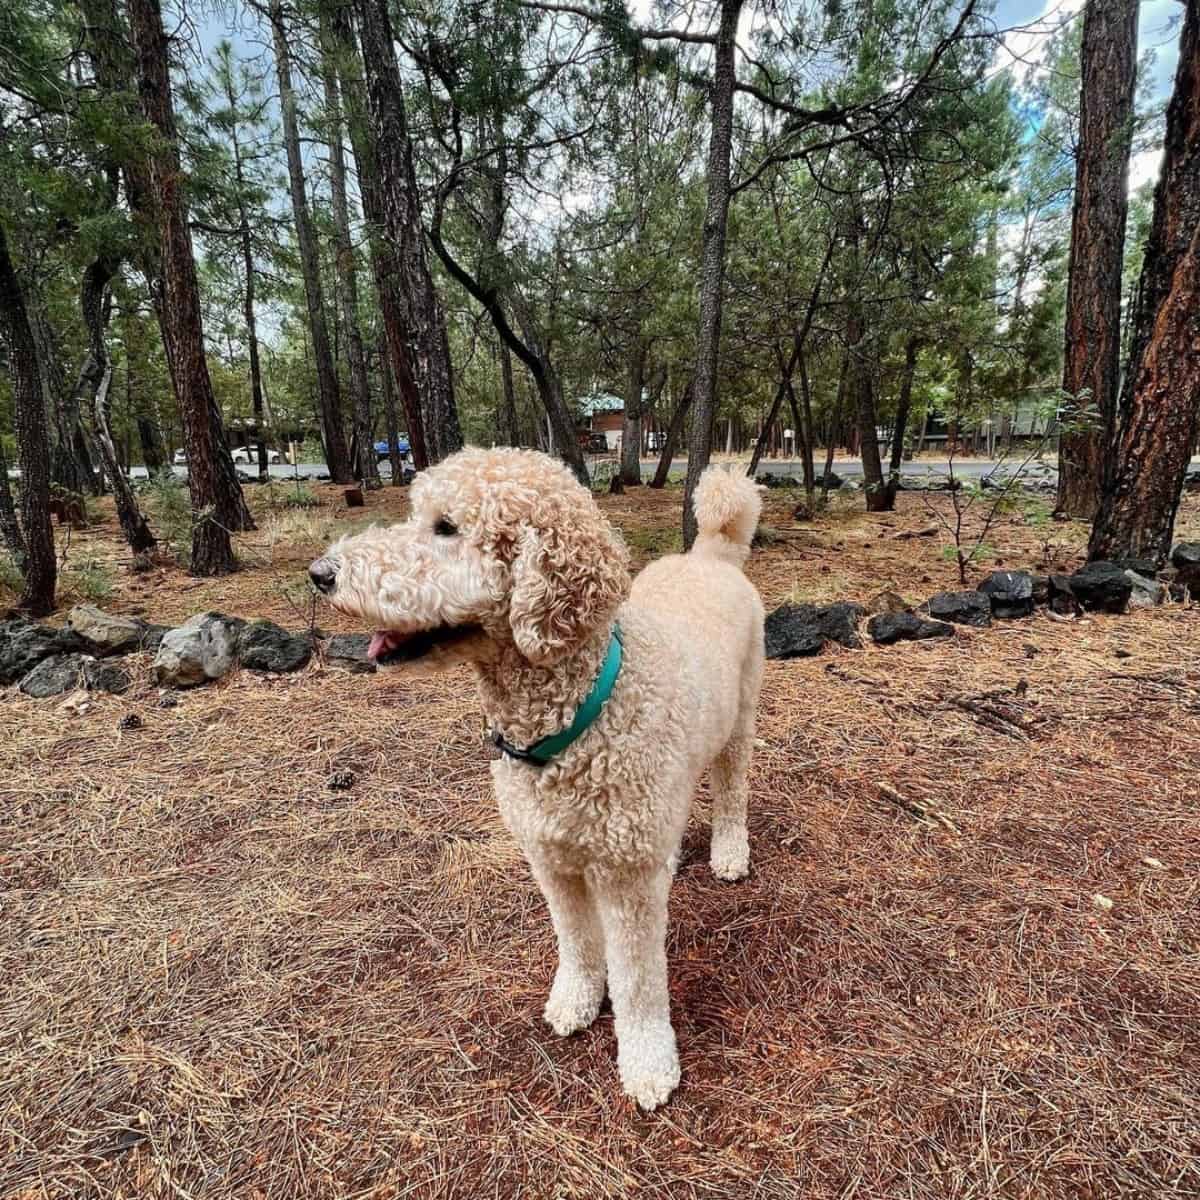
[374,437,411,460]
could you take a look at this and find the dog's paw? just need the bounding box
[618,1024,680,1111]
[709,835,750,882]
[543,968,604,1037]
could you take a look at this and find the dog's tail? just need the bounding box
[690,466,763,567]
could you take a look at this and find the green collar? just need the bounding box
[493,624,624,766]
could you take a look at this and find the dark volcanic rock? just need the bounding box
[83,659,132,694]
[1171,542,1200,568]
[926,590,991,627]
[1070,561,1132,614]
[1031,574,1051,606]
[238,620,312,673]
[1125,570,1166,608]
[977,571,1035,619]
[764,602,864,659]
[868,612,954,645]
[325,633,376,674]
[1114,557,1161,579]
[1048,575,1080,615]
[0,620,90,685]
[19,654,85,697]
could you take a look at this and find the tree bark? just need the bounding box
[1056,0,1139,519]
[320,8,380,489]
[499,340,520,446]
[682,0,743,547]
[79,256,156,554]
[0,432,25,567]
[126,0,236,574]
[1089,3,1200,565]
[0,223,56,614]
[650,379,693,488]
[620,341,646,484]
[351,0,461,464]
[269,0,353,484]
[377,335,406,485]
[886,336,921,503]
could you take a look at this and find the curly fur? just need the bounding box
[312,448,765,1109]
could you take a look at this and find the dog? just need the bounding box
[310,447,764,1108]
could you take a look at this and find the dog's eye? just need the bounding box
[434,517,458,537]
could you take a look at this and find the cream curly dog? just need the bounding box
[310,448,764,1109]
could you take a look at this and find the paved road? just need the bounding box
[119,457,1061,483]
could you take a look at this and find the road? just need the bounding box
[118,456,1062,484]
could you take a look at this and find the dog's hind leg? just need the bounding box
[710,662,761,882]
[533,863,607,1037]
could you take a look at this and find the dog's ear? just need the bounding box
[508,510,630,665]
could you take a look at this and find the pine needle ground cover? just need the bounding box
[3,484,1198,1199]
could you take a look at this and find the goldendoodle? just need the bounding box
[310,447,764,1109]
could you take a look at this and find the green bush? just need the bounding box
[142,470,192,561]
[63,559,114,603]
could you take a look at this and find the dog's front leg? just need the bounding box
[531,861,607,1037]
[594,865,679,1110]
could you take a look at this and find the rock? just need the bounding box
[820,471,843,490]
[1114,557,1161,579]
[19,654,85,697]
[1070,561,1132,614]
[153,612,244,687]
[977,571,1035,619]
[926,590,991,628]
[867,590,909,615]
[1048,575,1080,615]
[1125,569,1166,608]
[82,659,131,694]
[1171,542,1200,568]
[139,624,169,652]
[867,612,954,645]
[238,620,312,673]
[65,604,152,656]
[1031,574,1051,606]
[1168,581,1191,603]
[325,632,377,674]
[0,619,90,685]
[764,602,864,659]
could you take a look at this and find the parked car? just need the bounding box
[231,446,282,464]
[374,436,411,462]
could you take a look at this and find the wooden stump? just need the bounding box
[344,487,365,508]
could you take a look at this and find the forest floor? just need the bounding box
[3,479,1200,1199]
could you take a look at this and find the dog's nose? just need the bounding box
[309,558,338,595]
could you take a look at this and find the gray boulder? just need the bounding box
[1048,575,1080,615]
[868,612,954,645]
[926,590,991,627]
[1171,542,1200,568]
[765,602,864,659]
[977,571,1035,619]
[154,612,244,687]
[0,619,90,685]
[1125,570,1166,608]
[66,604,148,656]
[238,620,312,673]
[325,633,376,674]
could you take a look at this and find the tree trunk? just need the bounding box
[848,303,889,512]
[378,335,406,486]
[269,0,353,484]
[650,379,693,488]
[682,0,742,547]
[0,223,56,614]
[620,341,646,484]
[748,342,799,478]
[1056,0,1139,519]
[351,0,462,464]
[127,0,235,575]
[79,256,156,554]
[1089,3,1200,565]
[886,336,921,504]
[320,8,380,489]
[499,340,520,446]
[0,432,25,567]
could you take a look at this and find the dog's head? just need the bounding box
[310,447,631,671]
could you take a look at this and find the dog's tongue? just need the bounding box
[368,631,400,660]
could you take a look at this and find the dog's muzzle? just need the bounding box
[309,557,338,595]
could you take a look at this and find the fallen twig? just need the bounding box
[876,782,961,833]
